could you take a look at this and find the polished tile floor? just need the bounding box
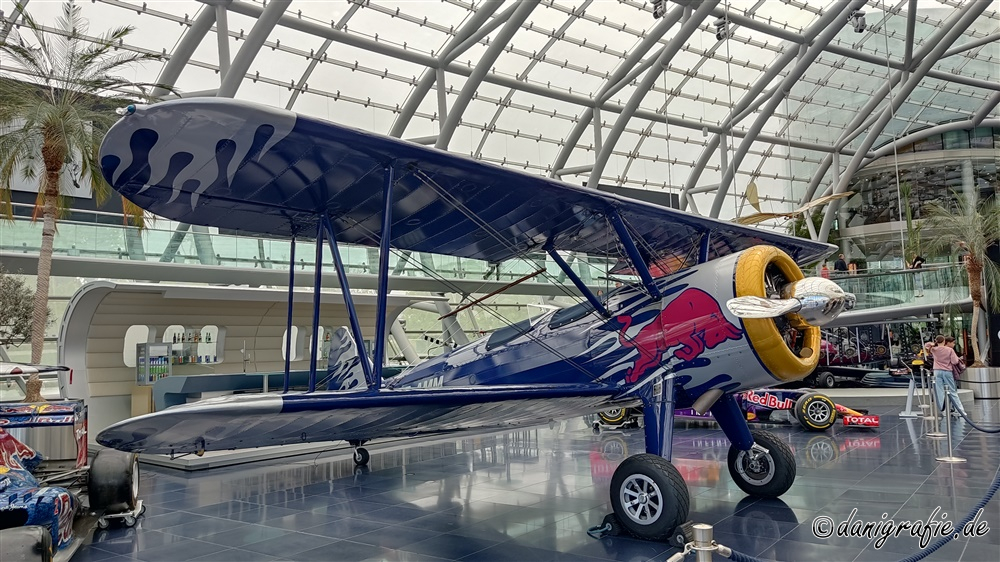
[76,402,1000,562]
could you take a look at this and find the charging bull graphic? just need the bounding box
[616,288,743,383]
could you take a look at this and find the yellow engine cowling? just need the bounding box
[734,246,821,382]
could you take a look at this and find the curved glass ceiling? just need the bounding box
[2,0,997,232]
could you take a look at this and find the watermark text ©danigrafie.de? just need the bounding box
[812,507,990,549]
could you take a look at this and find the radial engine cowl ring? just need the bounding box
[734,246,821,382]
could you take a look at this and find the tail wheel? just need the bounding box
[794,393,837,431]
[353,447,370,466]
[610,454,690,541]
[89,449,140,514]
[598,408,629,426]
[727,430,795,498]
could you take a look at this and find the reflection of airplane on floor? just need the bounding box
[95,98,855,541]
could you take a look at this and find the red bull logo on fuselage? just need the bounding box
[616,288,743,384]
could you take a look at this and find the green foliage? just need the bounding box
[0,1,167,224]
[0,267,45,348]
[923,193,1000,312]
[788,211,838,247]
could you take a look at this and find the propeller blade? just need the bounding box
[726,296,802,319]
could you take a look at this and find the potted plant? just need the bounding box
[923,193,1000,398]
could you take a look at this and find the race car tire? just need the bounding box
[598,408,629,426]
[794,393,837,431]
[815,371,835,389]
[610,454,690,541]
[89,449,140,514]
[0,526,53,562]
[727,430,795,498]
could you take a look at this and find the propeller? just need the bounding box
[727,277,856,327]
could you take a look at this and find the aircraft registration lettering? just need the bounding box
[415,376,444,389]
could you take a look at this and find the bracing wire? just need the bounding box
[882,3,909,263]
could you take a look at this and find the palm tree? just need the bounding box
[1,1,166,399]
[923,193,1000,367]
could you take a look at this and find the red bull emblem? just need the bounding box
[0,428,41,471]
[743,391,794,409]
[616,288,742,383]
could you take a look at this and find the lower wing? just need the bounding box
[97,384,628,454]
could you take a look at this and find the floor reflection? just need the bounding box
[78,405,1000,562]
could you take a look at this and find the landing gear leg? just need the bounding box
[607,374,691,541]
[349,440,369,466]
[712,394,795,497]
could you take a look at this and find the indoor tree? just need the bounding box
[0,2,164,395]
[923,193,1000,367]
[0,266,42,354]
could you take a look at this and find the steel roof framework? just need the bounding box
[1,0,997,242]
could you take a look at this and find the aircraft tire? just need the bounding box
[353,447,370,466]
[794,393,837,431]
[609,454,689,541]
[89,449,140,514]
[727,430,795,498]
[598,408,629,426]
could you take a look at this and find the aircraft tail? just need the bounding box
[321,326,370,391]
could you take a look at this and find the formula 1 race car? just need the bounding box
[0,367,145,562]
[597,388,879,432]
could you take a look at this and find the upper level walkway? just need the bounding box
[1,209,972,318]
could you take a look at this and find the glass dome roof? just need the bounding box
[2,0,996,237]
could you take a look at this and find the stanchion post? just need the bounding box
[900,375,920,418]
[692,523,714,562]
[926,371,946,439]
[937,394,966,463]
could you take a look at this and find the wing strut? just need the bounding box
[307,221,325,393]
[322,215,377,390]
[283,235,296,393]
[372,165,394,389]
[699,232,711,264]
[608,209,662,300]
[545,245,609,317]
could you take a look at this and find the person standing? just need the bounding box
[820,262,830,279]
[909,254,925,297]
[833,254,848,274]
[926,335,968,417]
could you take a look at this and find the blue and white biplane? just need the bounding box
[96,98,854,541]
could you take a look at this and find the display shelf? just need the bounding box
[136,342,172,386]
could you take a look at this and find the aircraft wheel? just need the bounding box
[89,449,140,513]
[598,408,628,426]
[794,393,837,431]
[609,454,689,541]
[353,447,370,466]
[728,430,795,498]
[816,371,836,389]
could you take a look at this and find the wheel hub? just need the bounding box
[807,401,830,423]
[737,450,774,485]
[620,474,663,525]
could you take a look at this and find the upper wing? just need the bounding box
[99,98,833,274]
[96,384,628,454]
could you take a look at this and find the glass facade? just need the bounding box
[838,126,999,268]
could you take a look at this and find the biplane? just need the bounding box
[95,98,854,541]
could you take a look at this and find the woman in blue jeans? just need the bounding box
[926,335,967,417]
